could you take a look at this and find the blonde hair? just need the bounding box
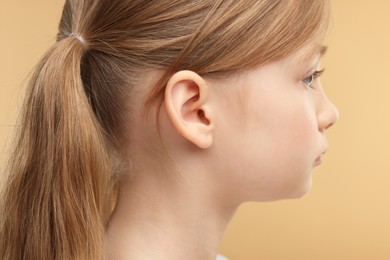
[0,0,330,259]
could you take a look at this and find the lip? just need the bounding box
[314,156,322,166]
[314,148,327,167]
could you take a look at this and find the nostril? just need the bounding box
[326,121,334,130]
[318,113,337,132]
[321,102,339,131]
[328,106,340,129]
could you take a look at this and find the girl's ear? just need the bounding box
[164,70,214,149]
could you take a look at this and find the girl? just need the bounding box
[0,0,338,259]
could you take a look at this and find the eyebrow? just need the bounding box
[319,45,328,56]
[302,45,328,62]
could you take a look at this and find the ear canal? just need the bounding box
[197,109,211,125]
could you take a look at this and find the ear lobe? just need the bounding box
[164,70,214,149]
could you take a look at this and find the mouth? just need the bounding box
[314,156,322,166]
[314,147,328,167]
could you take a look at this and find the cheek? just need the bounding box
[247,87,318,155]
[251,95,318,198]
[217,90,319,201]
[274,106,317,157]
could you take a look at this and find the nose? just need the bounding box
[317,94,339,132]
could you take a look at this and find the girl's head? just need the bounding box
[56,0,331,148]
[1,0,337,259]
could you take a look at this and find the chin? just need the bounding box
[289,177,313,199]
[252,185,312,202]
[246,175,314,202]
[274,177,313,201]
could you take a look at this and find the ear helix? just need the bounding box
[164,70,214,149]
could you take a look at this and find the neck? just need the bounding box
[106,161,238,260]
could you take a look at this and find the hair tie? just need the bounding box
[69,33,86,45]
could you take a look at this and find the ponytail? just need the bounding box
[0,36,113,259]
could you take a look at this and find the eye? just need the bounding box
[302,69,324,88]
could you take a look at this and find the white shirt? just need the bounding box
[217,254,229,260]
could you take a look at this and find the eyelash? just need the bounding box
[302,69,324,88]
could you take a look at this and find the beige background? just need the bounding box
[1,1,389,259]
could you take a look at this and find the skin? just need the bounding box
[106,42,339,260]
